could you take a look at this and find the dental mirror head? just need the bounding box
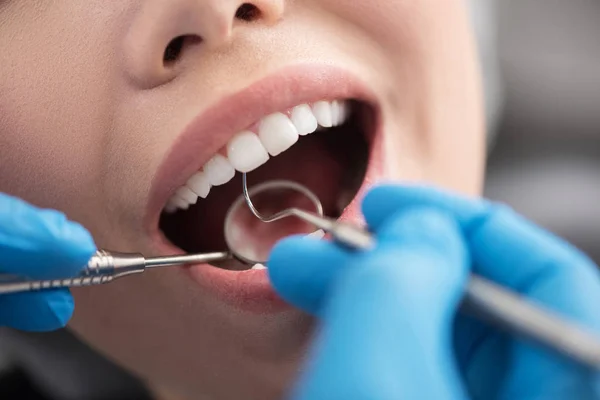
[223,178,323,266]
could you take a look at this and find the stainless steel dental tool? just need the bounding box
[240,173,600,370]
[0,180,323,294]
[0,250,231,295]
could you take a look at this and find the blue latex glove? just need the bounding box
[0,193,96,331]
[269,185,600,399]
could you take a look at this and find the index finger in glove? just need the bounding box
[268,205,469,317]
[268,236,351,316]
[0,193,96,280]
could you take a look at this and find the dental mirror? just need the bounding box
[223,178,323,266]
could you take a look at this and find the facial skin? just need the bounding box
[0,1,484,399]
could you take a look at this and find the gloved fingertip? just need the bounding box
[361,184,397,213]
[32,210,96,278]
[378,207,467,263]
[362,184,486,232]
[346,208,468,317]
[43,208,96,255]
[0,290,74,332]
[361,184,431,229]
[62,219,96,254]
[268,235,312,276]
[269,236,350,314]
[58,219,97,275]
[1,199,97,278]
[46,290,75,330]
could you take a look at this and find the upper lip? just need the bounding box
[145,63,378,238]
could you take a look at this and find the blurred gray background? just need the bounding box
[1,1,600,398]
[475,0,600,263]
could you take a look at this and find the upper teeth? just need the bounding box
[164,100,351,213]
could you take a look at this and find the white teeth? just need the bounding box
[186,171,211,199]
[332,100,349,126]
[251,263,267,270]
[176,186,198,205]
[331,101,341,126]
[170,195,190,210]
[227,131,270,173]
[312,101,333,128]
[164,100,351,213]
[307,229,325,239]
[164,203,178,214]
[258,112,299,156]
[291,104,318,136]
[203,154,235,186]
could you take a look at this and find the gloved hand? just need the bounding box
[269,185,600,399]
[0,193,96,332]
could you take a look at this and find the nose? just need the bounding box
[123,0,285,88]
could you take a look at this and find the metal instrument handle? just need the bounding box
[464,276,600,368]
[0,250,121,295]
[0,274,116,294]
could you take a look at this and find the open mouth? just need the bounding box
[147,66,383,311]
[159,99,373,270]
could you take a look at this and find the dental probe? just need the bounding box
[0,250,231,295]
[240,174,600,370]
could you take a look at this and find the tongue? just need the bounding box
[163,133,346,255]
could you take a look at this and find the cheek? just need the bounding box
[338,0,484,193]
[0,2,120,217]
[0,86,97,207]
[0,64,114,220]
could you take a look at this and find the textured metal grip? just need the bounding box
[84,250,115,275]
[0,274,115,295]
[0,251,117,295]
[27,274,115,290]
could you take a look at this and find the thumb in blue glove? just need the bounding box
[0,193,96,331]
[269,206,470,399]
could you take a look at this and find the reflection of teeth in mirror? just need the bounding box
[307,229,325,239]
[251,263,267,270]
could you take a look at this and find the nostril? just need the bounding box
[235,3,261,22]
[163,35,201,66]
[163,36,185,64]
